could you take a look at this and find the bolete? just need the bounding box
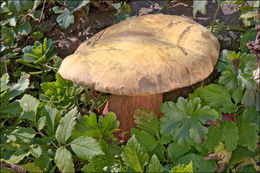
[58,14,220,135]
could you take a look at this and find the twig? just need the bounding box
[0,161,27,173]
[39,0,46,22]
[211,1,221,32]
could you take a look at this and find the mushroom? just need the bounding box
[58,14,220,135]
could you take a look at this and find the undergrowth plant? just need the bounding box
[0,0,259,172]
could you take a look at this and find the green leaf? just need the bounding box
[240,29,257,53]
[171,162,193,173]
[147,155,164,173]
[7,127,36,143]
[20,94,40,123]
[71,136,104,160]
[122,135,149,172]
[231,87,243,105]
[18,21,31,36]
[131,128,158,152]
[1,100,22,115]
[98,112,119,138]
[0,73,9,92]
[204,125,222,152]
[33,31,44,40]
[21,163,42,173]
[20,0,33,10]
[193,0,207,17]
[221,121,239,151]
[54,146,74,173]
[1,73,29,104]
[34,155,52,172]
[55,107,77,144]
[167,142,190,162]
[72,113,101,139]
[5,150,31,164]
[177,153,216,172]
[227,146,258,170]
[237,111,258,151]
[55,8,74,29]
[200,84,237,113]
[40,74,83,109]
[37,116,46,131]
[42,105,58,133]
[160,97,218,146]
[242,88,259,110]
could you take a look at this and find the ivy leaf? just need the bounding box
[177,153,216,172]
[221,121,239,151]
[171,162,193,173]
[167,142,190,162]
[18,21,31,36]
[122,135,149,172]
[237,110,258,151]
[193,0,207,17]
[20,94,40,123]
[70,136,104,160]
[160,97,218,146]
[200,84,237,113]
[204,125,222,152]
[147,155,163,173]
[55,107,77,144]
[54,146,74,173]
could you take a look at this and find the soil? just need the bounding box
[31,0,245,101]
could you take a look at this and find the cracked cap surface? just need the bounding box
[58,14,220,96]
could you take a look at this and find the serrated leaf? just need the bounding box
[42,105,58,133]
[34,155,52,172]
[193,0,207,17]
[147,155,163,173]
[237,111,258,151]
[56,8,74,29]
[131,129,158,152]
[221,121,238,151]
[20,94,40,123]
[200,84,237,113]
[171,162,193,173]
[122,135,149,172]
[1,73,29,104]
[21,163,42,173]
[167,142,190,162]
[71,136,104,160]
[177,153,216,172]
[54,146,74,172]
[72,113,101,139]
[99,112,119,138]
[18,21,31,36]
[227,146,258,170]
[8,127,36,143]
[5,150,31,164]
[160,97,218,146]
[55,107,77,144]
[231,87,243,105]
[240,29,257,53]
[204,125,222,152]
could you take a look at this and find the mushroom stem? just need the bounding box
[107,94,163,137]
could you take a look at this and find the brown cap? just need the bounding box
[58,14,220,96]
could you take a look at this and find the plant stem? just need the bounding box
[89,93,103,113]
[211,1,221,32]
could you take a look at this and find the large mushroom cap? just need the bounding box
[58,14,220,96]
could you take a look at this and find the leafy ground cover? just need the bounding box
[0,0,259,172]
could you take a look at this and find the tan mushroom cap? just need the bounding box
[58,14,220,96]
